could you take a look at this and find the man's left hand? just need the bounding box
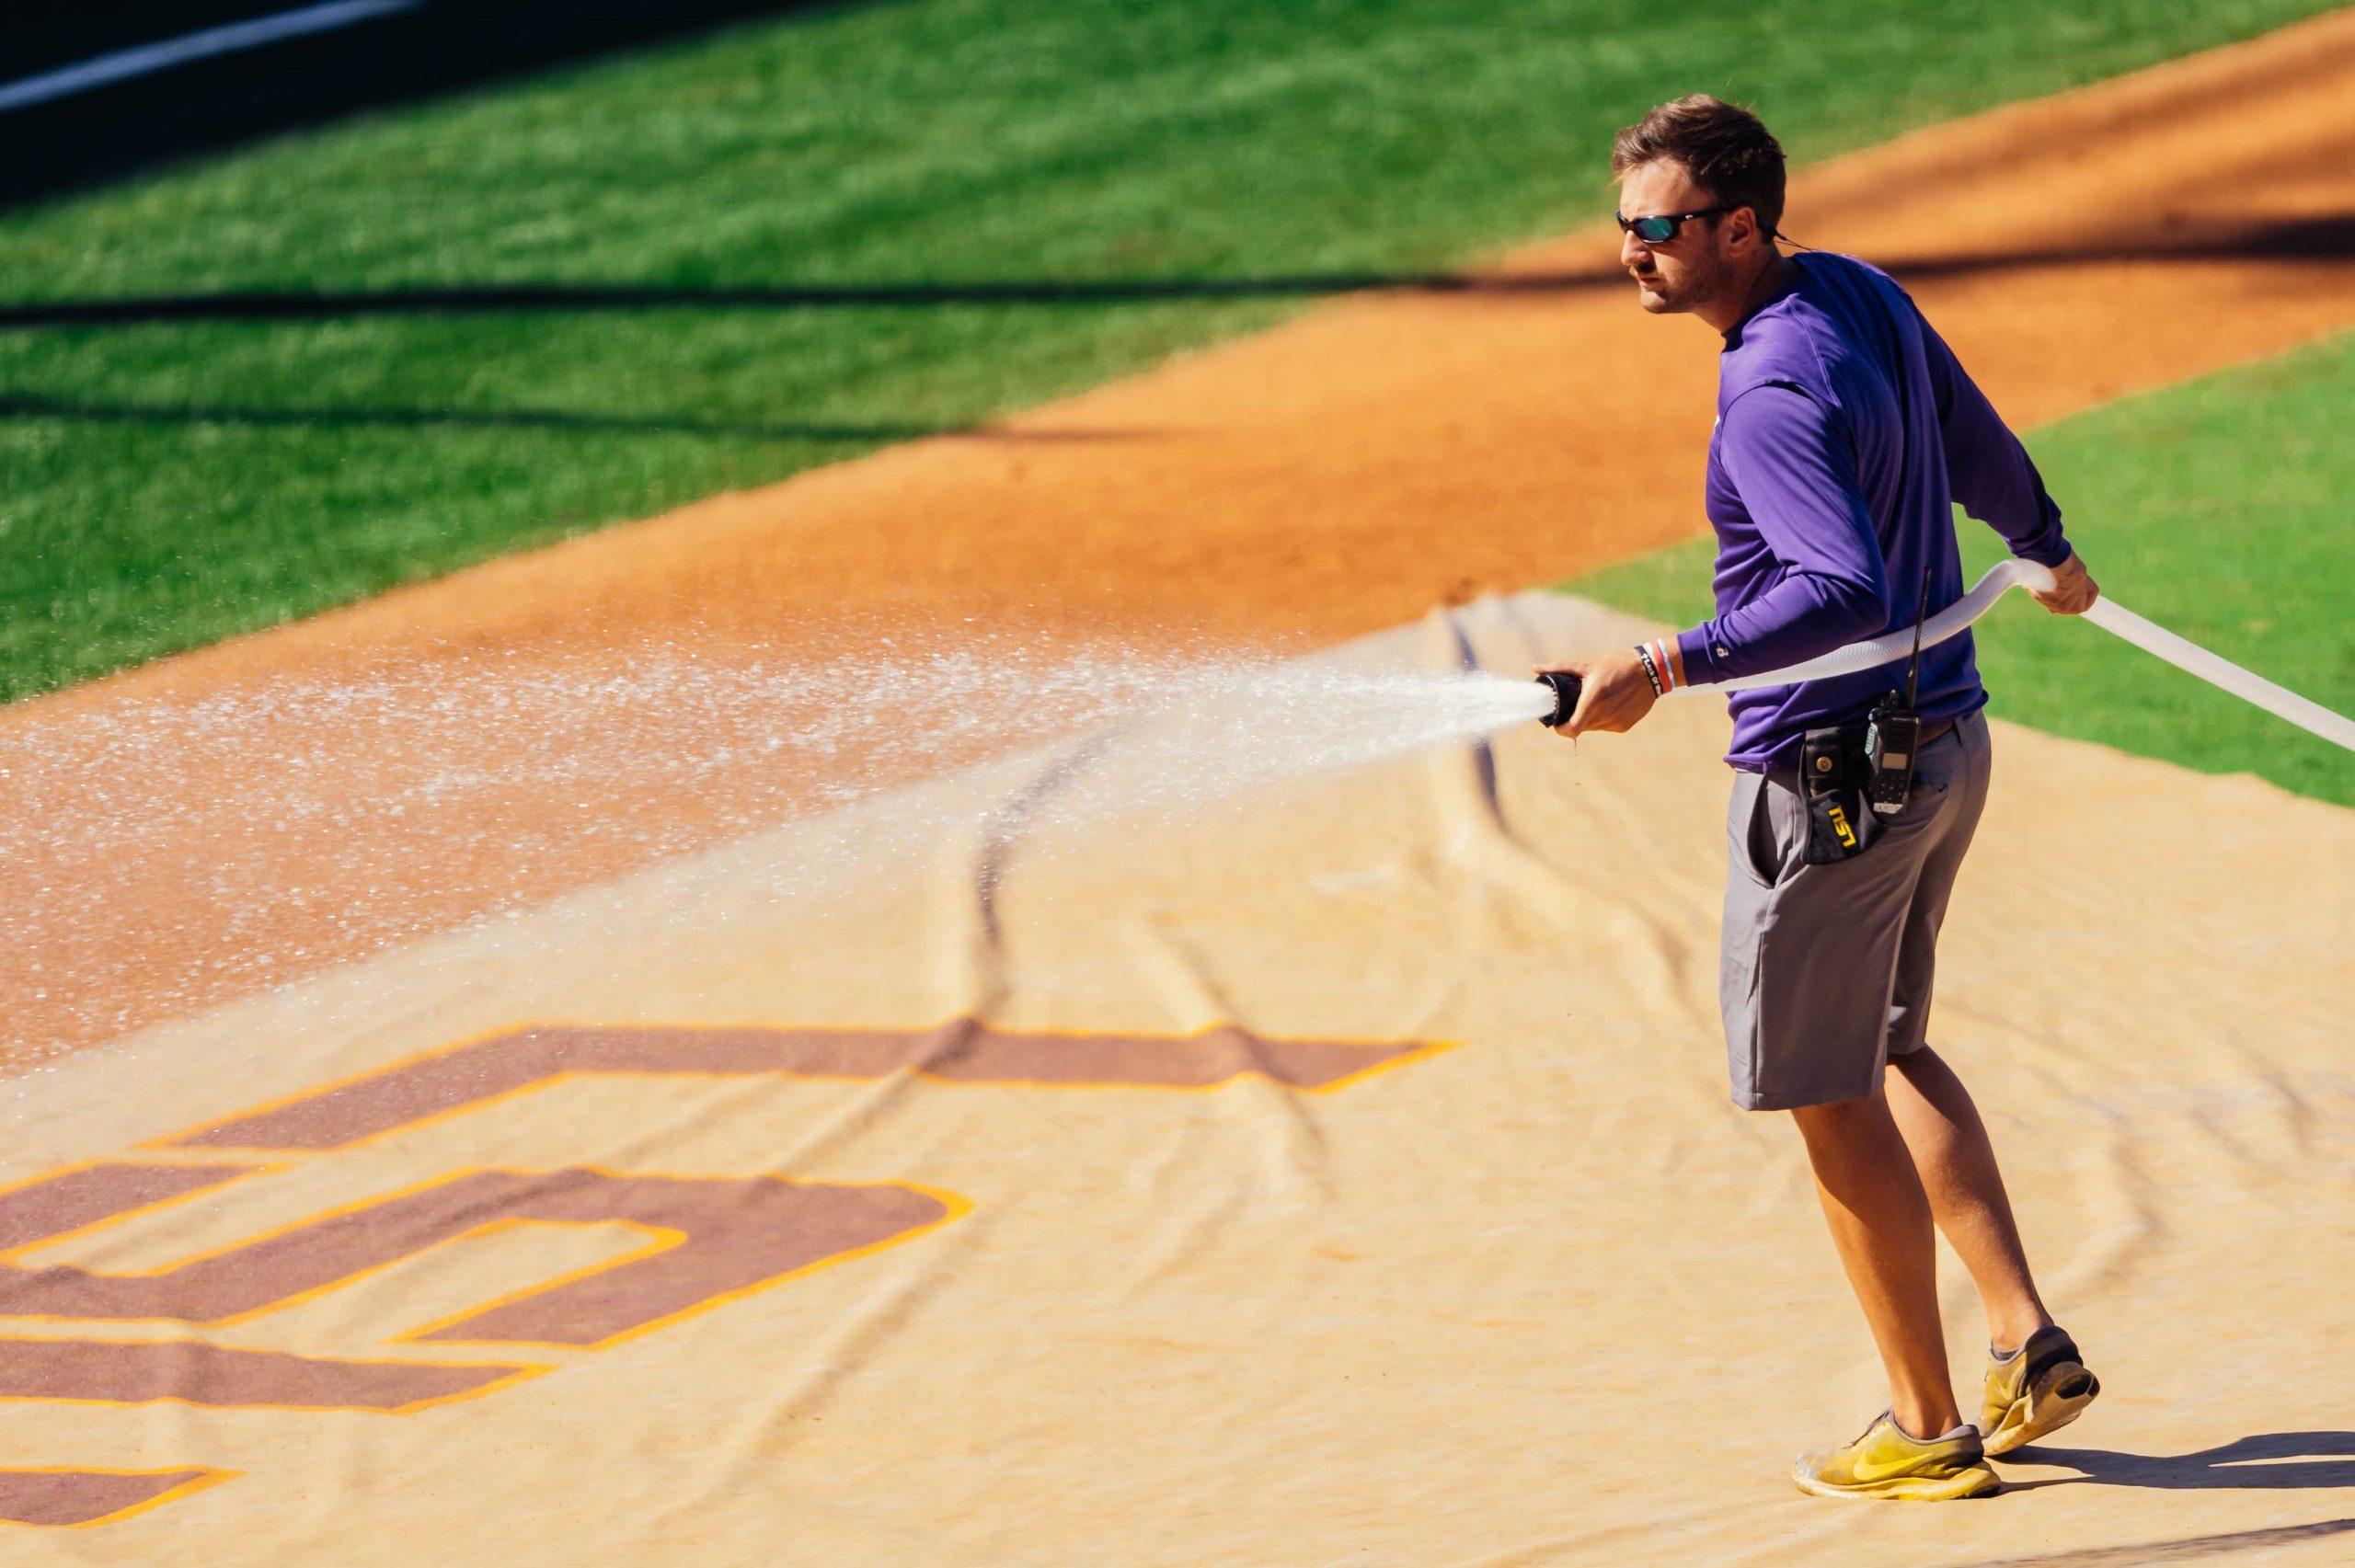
[2029,550,2100,615]
[1536,647,1659,737]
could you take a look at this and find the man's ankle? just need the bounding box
[1890,1401,1963,1443]
[1987,1308,2058,1360]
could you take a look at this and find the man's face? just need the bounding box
[1616,159,1734,316]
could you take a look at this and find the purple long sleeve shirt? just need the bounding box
[1671,252,2073,771]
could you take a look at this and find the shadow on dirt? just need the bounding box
[2003,1429,2355,1493]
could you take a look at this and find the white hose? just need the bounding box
[2079,598,2355,752]
[1698,559,2355,755]
[1712,558,2055,692]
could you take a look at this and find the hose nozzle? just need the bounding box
[1534,670,1581,729]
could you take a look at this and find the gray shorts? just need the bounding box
[1719,709,1992,1111]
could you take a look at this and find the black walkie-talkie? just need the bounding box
[1866,555,1935,817]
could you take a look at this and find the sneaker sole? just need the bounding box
[1984,1362,2100,1457]
[1790,1462,2003,1502]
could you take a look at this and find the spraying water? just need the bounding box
[1039,663,1554,820]
[2,630,1555,1064]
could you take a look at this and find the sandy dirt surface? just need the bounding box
[1,594,2348,1561]
[11,10,2355,1059]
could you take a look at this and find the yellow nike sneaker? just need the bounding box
[1982,1325,2100,1457]
[1791,1412,2001,1501]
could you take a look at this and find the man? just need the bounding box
[1541,96,2104,1501]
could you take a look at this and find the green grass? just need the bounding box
[3,0,2344,701]
[1561,334,2355,806]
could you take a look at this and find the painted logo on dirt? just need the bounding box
[0,1020,1440,1528]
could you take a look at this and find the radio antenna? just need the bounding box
[1902,552,1935,710]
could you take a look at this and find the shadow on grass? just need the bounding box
[3,0,848,211]
[1,213,2349,331]
[0,392,1146,444]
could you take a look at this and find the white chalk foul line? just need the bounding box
[0,0,423,115]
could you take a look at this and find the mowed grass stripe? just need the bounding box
[2,0,2344,701]
[1560,333,2355,807]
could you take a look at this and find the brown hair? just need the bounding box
[1611,95,1786,239]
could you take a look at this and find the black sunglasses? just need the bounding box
[1615,206,1731,244]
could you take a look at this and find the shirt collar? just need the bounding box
[1721,254,1807,348]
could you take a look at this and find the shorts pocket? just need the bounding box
[1740,773,1788,888]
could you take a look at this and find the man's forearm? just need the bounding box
[1671,569,1889,687]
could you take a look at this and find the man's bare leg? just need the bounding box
[1789,1093,1961,1438]
[1884,1047,2054,1352]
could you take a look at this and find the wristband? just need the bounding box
[1649,636,1679,693]
[1633,642,1664,697]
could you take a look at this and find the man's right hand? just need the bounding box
[1537,647,1660,738]
[2030,551,2099,615]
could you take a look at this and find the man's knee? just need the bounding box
[1789,1091,1891,1150]
[1887,1044,1959,1095]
